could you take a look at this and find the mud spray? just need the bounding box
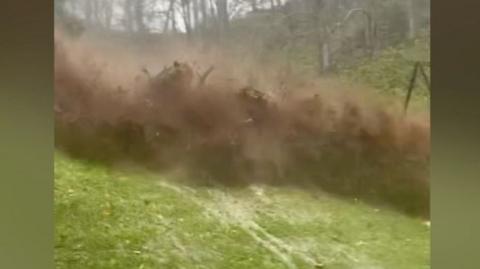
[54,30,430,217]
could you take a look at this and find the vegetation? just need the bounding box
[341,35,430,105]
[54,0,430,268]
[55,152,430,269]
[55,0,430,73]
[55,42,430,217]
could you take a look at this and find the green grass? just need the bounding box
[55,152,430,269]
[340,36,431,113]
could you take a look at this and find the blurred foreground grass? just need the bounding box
[55,152,430,269]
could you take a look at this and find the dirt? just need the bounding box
[54,30,430,217]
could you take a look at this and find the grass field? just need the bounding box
[55,152,430,269]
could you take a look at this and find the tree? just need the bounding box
[101,0,114,30]
[406,0,415,39]
[123,0,135,32]
[55,0,68,18]
[200,0,209,25]
[192,0,200,27]
[164,0,178,33]
[134,0,148,32]
[216,0,229,36]
[250,0,258,11]
[180,0,193,37]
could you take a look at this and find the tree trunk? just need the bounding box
[322,42,330,72]
[85,0,93,24]
[134,0,147,33]
[103,0,113,30]
[200,0,208,23]
[313,1,328,74]
[181,0,193,40]
[192,0,199,28]
[407,0,416,39]
[172,8,178,32]
[251,0,258,11]
[123,0,134,33]
[269,0,275,10]
[209,0,217,20]
[164,0,176,33]
[275,0,282,8]
[55,0,67,18]
[216,0,229,36]
[92,0,101,26]
[364,12,373,57]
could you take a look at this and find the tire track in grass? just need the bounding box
[207,189,319,267]
[261,188,385,268]
[156,180,378,268]
[204,190,300,269]
[240,223,297,269]
[155,180,313,269]
[250,188,376,267]
[206,186,378,269]
[247,220,318,266]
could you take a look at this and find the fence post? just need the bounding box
[403,62,420,115]
[418,63,431,93]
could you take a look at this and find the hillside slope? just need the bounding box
[55,153,430,269]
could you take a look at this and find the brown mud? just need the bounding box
[54,31,430,217]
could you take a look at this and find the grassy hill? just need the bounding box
[340,36,431,113]
[55,152,430,269]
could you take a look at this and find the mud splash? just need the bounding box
[54,31,430,217]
